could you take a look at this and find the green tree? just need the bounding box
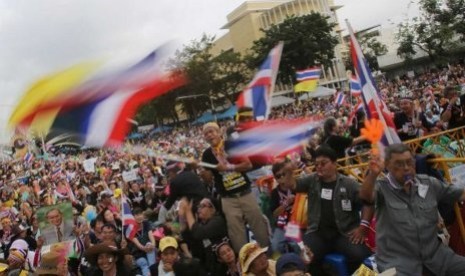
[396,0,458,63]
[248,12,338,82]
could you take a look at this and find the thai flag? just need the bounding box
[236,42,283,121]
[11,44,186,148]
[334,92,346,106]
[123,196,138,240]
[350,75,362,97]
[347,20,400,146]
[23,152,34,164]
[296,67,321,82]
[52,165,62,178]
[65,181,76,202]
[226,118,321,158]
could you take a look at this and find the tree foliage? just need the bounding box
[249,13,338,82]
[136,34,250,124]
[396,0,463,63]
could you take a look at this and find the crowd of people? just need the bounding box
[0,63,464,276]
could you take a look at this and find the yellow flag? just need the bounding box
[9,62,99,131]
[294,79,318,93]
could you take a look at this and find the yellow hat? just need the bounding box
[159,236,178,252]
[239,243,268,273]
[0,263,8,272]
[113,188,122,198]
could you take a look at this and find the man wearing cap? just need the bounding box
[150,236,180,276]
[275,253,309,276]
[394,97,428,141]
[201,122,270,253]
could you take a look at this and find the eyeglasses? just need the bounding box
[392,159,415,169]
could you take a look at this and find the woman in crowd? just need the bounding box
[84,243,128,276]
[178,196,228,274]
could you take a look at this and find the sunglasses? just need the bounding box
[198,203,213,209]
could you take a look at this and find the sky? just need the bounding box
[0,0,419,142]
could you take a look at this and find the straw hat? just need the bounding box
[239,243,268,273]
[84,243,124,266]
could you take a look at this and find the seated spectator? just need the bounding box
[126,207,156,276]
[239,242,275,276]
[275,253,309,276]
[283,146,372,274]
[150,236,180,276]
[212,238,240,276]
[178,196,227,274]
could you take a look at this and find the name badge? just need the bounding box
[341,199,352,211]
[321,188,333,200]
[418,184,429,199]
[284,222,301,241]
[202,239,212,248]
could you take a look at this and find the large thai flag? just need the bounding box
[123,196,138,240]
[226,118,321,158]
[347,20,400,145]
[350,75,362,97]
[236,42,283,121]
[10,44,186,148]
[296,67,321,82]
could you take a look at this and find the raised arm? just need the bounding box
[360,155,383,203]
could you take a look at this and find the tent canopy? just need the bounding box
[298,86,336,101]
[270,96,295,107]
[150,125,173,135]
[217,105,237,120]
[193,111,215,124]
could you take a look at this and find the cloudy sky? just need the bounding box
[0,0,418,141]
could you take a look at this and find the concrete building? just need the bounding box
[212,0,347,93]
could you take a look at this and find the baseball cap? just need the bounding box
[159,236,178,252]
[276,253,306,275]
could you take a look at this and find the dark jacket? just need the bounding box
[296,173,364,234]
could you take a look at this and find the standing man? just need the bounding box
[201,122,270,253]
[283,146,372,274]
[361,143,465,275]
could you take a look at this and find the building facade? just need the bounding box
[212,0,347,92]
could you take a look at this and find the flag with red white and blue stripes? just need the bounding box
[226,118,321,159]
[296,67,321,82]
[350,75,362,97]
[347,20,400,146]
[123,196,138,240]
[236,42,283,121]
[23,152,34,164]
[334,92,346,107]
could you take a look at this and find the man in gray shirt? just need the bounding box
[361,143,465,275]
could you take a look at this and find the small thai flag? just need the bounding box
[52,165,62,178]
[296,67,321,82]
[350,75,362,97]
[23,152,33,164]
[334,92,346,107]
